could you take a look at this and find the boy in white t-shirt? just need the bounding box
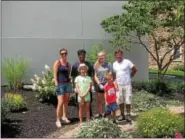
[113,49,137,122]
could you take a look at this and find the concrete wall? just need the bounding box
[1,1,149,84]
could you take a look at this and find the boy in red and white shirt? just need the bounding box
[104,72,119,123]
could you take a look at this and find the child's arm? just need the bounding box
[114,81,119,92]
[104,91,108,106]
[82,83,92,97]
[75,82,81,95]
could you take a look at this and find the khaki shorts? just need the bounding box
[116,84,132,105]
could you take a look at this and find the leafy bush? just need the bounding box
[31,65,56,102]
[168,81,185,94]
[136,108,184,138]
[1,99,10,121]
[86,43,115,64]
[132,91,182,113]
[75,118,124,138]
[4,93,27,112]
[173,64,184,71]
[2,57,30,91]
[132,91,167,113]
[132,79,174,97]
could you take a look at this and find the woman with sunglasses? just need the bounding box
[94,51,113,118]
[53,48,72,128]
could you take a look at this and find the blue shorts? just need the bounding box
[56,83,72,95]
[105,102,118,114]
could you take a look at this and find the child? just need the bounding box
[104,72,119,123]
[75,63,92,122]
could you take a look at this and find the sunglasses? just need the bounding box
[60,52,67,56]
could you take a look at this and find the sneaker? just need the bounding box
[117,115,126,121]
[126,114,132,122]
[56,121,62,128]
[102,112,111,118]
[113,119,117,124]
[62,117,71,123]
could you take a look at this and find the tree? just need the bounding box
[101,0,184,79]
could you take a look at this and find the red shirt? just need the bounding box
[104,83,117,104]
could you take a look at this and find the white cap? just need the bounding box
[78,63,89,72]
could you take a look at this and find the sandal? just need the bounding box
[56,121,62,128]
[62,117,71,123]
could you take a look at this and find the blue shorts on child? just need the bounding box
[105,102,118,114]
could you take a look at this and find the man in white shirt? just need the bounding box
[113,49,137,122]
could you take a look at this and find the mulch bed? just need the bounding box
[1,91,80,138]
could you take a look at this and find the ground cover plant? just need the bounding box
[132,91,183,113]
[3,93,27,112]
[136,108,184,138]
[74,118,127,138]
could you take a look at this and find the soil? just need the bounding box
[1,91,80,138]
[1,89,184,138]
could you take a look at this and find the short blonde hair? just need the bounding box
[105,72,113,80]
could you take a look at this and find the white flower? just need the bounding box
[30,78,36,83]
[41,79,46,85]
[34,74,39,78]
[44,86,49,92]
[38,86,42,91]
[44,64,50,71]
[32,84,37,90]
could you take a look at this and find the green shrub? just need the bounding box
[136,108,184,138]
[1,99,10,121]
[75,118,124,138]
[2,57,30,91]
[86,43,115,64]
[132,91,167,112]
[132,79,174,97]
[168,81,185,94]
[4,93,27,112]
[132,91,183,113]
[173,64,184,71]
[31,65,56,102]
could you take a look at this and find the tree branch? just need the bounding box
[161,39,184,65]
[162,51,184,71]
[138,36,158,62]
[151,34,160,68]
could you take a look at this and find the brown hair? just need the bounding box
[94,51,105,69]
[59,48,68,54]
[115,49,123,55]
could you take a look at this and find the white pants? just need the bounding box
[116,84,132,105]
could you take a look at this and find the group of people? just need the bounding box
[53,48,137,128]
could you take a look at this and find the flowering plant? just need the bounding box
[174,131,183,138]
[31,65,56,102]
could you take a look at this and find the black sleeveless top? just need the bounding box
[57,61,71,84]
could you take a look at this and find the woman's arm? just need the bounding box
[53,60,59,86]
[94,72,100,85]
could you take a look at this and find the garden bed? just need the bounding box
[1,91,79,138]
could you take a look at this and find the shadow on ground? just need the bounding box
[1,119,22,138]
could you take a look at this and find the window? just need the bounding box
[173,47,182,61]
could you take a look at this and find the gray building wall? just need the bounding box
[2,1,149,84]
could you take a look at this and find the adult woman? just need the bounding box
[94,51,112,118]
[53,48,72,128]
